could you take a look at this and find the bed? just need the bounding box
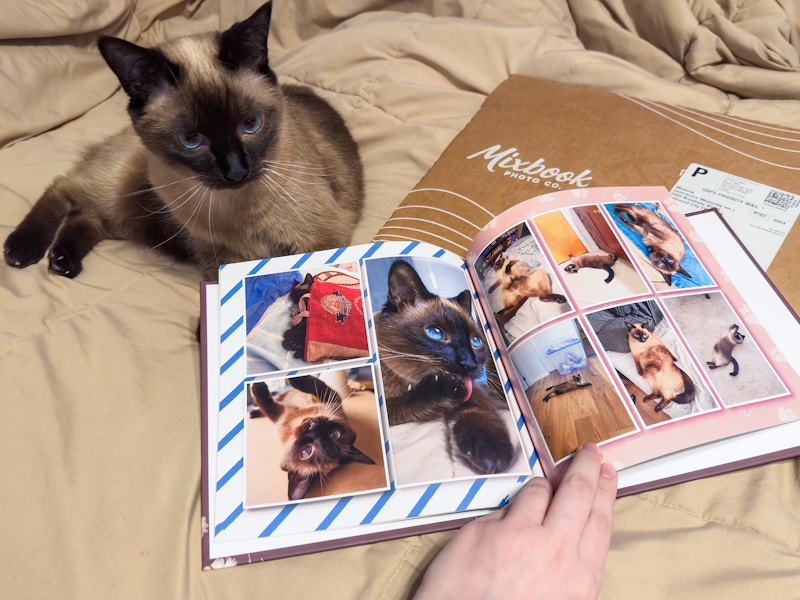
[2,1,799,598]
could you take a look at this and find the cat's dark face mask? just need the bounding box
[97,1,280,189]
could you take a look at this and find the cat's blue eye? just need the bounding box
[425,325,444,341]
[241,115,263,135]
[299,445,314,460]
[470,336,483,349]
[177,131,205,149]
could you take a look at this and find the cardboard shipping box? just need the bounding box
[378,76,800,309]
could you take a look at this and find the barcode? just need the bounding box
[764,189,799,210]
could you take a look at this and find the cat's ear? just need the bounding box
[344,446,376,466]
[287,471,315,501]
[98,37,178,109]
[385,260,432,311]
[452,289,473,313]
[218,1,276,81]
[250,381,283,421]
[625,322,635,331]
[288,375,342,407]
[677,265,692,279]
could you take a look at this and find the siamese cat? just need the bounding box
[613,204,690,286]
[706,324,745,376]
[490,256,567,323]
[249,375,375,501]
[3,2,363,282]
[564,252,617,283]
[626,322,695,412]
[376,260,515,475]
[541,374,592,403]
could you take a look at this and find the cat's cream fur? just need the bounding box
[4,2,363,281]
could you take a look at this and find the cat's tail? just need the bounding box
[602,265,615,283]
[729,357,739,377]
[673,368,696,404]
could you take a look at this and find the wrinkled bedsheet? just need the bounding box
[2,1,799,598]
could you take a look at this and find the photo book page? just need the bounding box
[467,186,800,485]
[201,242,538,568]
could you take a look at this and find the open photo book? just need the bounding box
[201,185,800,568]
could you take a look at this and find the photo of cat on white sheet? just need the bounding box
[366,257,527,484]
[533,206,650,308]
[586,300,717,425]
[475,222,571,345]
[244,264,370,374]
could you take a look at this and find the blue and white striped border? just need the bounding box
[209,242,538,550]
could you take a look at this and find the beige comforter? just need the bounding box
[2,1,799,598]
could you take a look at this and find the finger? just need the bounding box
[542,444,603,537]
[579,461,618,565]
[500,476,554,526]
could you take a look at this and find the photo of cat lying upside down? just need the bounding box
[489,256,568,323]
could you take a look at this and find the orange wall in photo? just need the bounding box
[534,212,586,263]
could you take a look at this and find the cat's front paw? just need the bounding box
[452,412,514,474]
[48,242,83,278]
[428,373,473,404]
[3,227,50,269]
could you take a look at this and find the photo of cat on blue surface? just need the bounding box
[605,202,714,290]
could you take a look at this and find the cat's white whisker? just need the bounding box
[8,1,362,302]
[149,185,205,251]
[204,189,221,270]
[138,181,204,216]
[262,163,337,186]
[120,174,201,199]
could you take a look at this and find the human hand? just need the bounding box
[414,443,618,600]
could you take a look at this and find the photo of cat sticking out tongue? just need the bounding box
[369,257,525,483]
[460,376,473,402]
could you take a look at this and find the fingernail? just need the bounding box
[579,442,600,455]
[600,462,617,479]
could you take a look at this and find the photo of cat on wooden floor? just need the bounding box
[603,202,715,291]
[244,263,370,375]
[365,256,528,484]
[474,222,571,345]
[533,206,650,308]
[509,318,636,463]
[244,368,387,506]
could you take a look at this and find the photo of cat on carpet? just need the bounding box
[662,292,788,407]
[365,256,528,484]
[244,367,388,506]
[244,263,370,375]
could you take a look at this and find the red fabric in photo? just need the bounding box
[305,275,369,362]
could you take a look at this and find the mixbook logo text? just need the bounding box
[466,145,592,188]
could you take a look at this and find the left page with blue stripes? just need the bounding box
[201,241,539,568]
